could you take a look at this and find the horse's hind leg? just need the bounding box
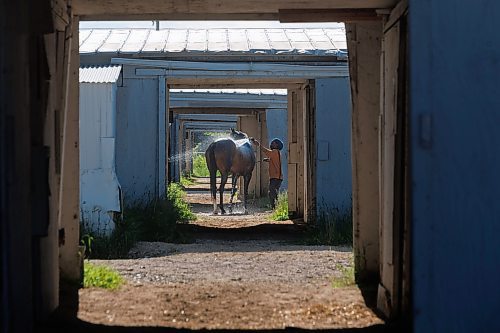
[229,174,239,213]
[243,173,252,215]
[219,173,229,214]
[209,169,218,214]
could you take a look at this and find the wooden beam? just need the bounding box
[169,83,303,90]
[383,0,408,33]
[73,0,398,19]
[80,13,278,21]
[172,107,264,115]
[167,77,307,87]
[279,8,381,22]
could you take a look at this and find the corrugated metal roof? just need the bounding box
[79,65,122,83]
[169,88,287,95]
[79,28,347,57]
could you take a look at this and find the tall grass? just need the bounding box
[80,183,196,259]
[302,204,353,246]
[270,191,289,221]
[192,154,210,177]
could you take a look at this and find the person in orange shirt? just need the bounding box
[250,137,284,209]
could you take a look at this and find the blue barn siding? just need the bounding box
[315,78,352,213]
[265,108,288,190]
[411,1,500,332]
[116,77,159,204]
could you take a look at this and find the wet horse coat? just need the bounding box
[205,129,256,214]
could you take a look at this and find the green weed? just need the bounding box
[270,191,289,221]
[83,261,124,290]
[180,175,195,187]
[331,261,355,288]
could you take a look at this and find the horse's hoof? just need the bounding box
[244,209,248,215]
[220,209,226,215]
[213,211,219,215]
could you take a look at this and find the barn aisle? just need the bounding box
[74,177,383,331]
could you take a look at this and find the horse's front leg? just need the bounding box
[219,173,229,214]
[243,173,252,215]
[229,174,239,214]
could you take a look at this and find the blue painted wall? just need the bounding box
[116,77,159,204]
[411,1,500,331]
[265,108,288,190]
[315,78,352,213]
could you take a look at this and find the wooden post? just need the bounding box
[58,16,81,283]
[346,22,382,282]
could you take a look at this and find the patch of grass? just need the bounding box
[83,261,124,290]
[301,205,353,246]
[332,261,355,288]
[193,154,210,177]
[80,183,196,259]
[270,191,289,221]
[167,182,197,222]
[192,153,220,177]
[180,175,195,187]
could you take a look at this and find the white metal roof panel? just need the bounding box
[246,29,271,50]
[142,30,170,52]
[120,30,150,53]
[98,30,130,52]
[80,28,347,56]
[79,66,122,83]
[165,29,188,52]
[79,30,92,47]
[80,29,110,53]
[227,29,249,52]
[207,29,228,52]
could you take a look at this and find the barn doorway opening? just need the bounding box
[73,21,377,331]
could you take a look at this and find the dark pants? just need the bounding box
[269,178,283,209]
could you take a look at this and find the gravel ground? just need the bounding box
[77,183,384,330]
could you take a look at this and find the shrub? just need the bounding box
[270,191,289,221]
[167,182,196,222]
[83,261,124,290]
[80,183,196,259]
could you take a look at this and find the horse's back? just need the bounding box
[230,142,256,175]
[207,139,237,173]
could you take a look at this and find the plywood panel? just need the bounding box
[288,164,297,212]
[296,89,305,217]
[345,21,382,282]
[378,20,400,318]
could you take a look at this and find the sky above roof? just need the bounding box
[80,21,344,29]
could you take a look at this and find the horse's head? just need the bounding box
[229,128,248,141]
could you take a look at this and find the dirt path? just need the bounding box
[78,179,384,330]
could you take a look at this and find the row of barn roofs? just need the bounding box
[79,28,347,58]
[79,65,288,99]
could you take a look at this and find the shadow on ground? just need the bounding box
[177,222,310,241]
[38,319,398,333]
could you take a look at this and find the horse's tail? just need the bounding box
[205,144,217,200]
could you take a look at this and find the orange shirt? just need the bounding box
[262,148,282,180]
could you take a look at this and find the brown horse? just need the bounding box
[205,128,256,214]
